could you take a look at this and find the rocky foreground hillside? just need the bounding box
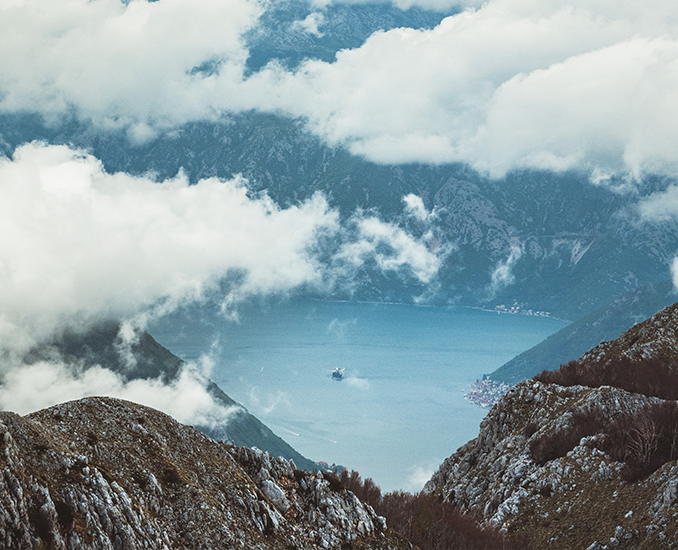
[426,302,678,549]
[0,396,409,550]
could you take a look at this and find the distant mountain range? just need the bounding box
[3,110,678,319]
[2,6,678,321]
[244,1,452,72]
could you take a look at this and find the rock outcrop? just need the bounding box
[426,303,678,549]
[426,381,678,548]
[577,301,678,368]
[230,446,389,549]
[0,396,410,550]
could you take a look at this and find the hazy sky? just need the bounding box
[2,0,678,177]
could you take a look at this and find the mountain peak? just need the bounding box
[0,396,409,550]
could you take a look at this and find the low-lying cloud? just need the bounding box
[0,0,261,139]
[0,357,239,428]
[0,142,340,353]
[262,0,678,177]
[4,0,678,177]
[638,187,678,292]
[638,186,678,222]
[334,215,441,284]
[0,142,440,419]
[488,242,523,297]
[0,142,440,351]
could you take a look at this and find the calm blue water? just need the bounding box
[149,299,567,492]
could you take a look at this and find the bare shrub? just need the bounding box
[528,402,678,480]
[629,416,660,467]
[534,352,678,478]
[580,402,678,481]
[322,471,345,493]
[529,409,604,465]
[535,357,678,400]
[340,469,522,549]
[538,485,552,498]
[523,422,538,438]
[339,470,381,509]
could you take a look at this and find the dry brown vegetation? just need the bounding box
[529,408,601,466]
[531,352,678,479]
[534,356,678,400]
[529,400,678,481]
[338,469,523,550]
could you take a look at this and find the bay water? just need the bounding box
[149,299,567,492]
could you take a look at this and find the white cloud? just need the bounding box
[0,0,260,131]
[0,141,439,355]
[488,242,522,296]
[638,185,678,222]
[472,37,678,177]
[404,462,439,492]
[334,215,441,283]
[309,0,469,11]
[0,141,338,352]
[671,258,678,293]
[403,194,430,222]
[638,188,678,293]
[289,12,325,37]
[248,386,291,415]
[259,0,678,177]
[5,0,678,176]
[0,359,238,427]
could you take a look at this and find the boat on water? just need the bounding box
[331,367,344,380]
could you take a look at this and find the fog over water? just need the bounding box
[150,299,567,492]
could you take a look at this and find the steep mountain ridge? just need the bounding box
[0,396,408,549]
[578,301,678,367]
[26,321,317,471]
[490,280,677,384]
[427,300,678,549]
[244,0,452,72]
[426,381,678,549]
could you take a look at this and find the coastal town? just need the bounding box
[464,378,511,408]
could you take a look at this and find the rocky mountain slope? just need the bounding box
[27,321,316,471]
[490,280,677,384]
[575,301,678,369]
[0,396,410,550]
[244,0,451,73]
[426,301,678,549]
